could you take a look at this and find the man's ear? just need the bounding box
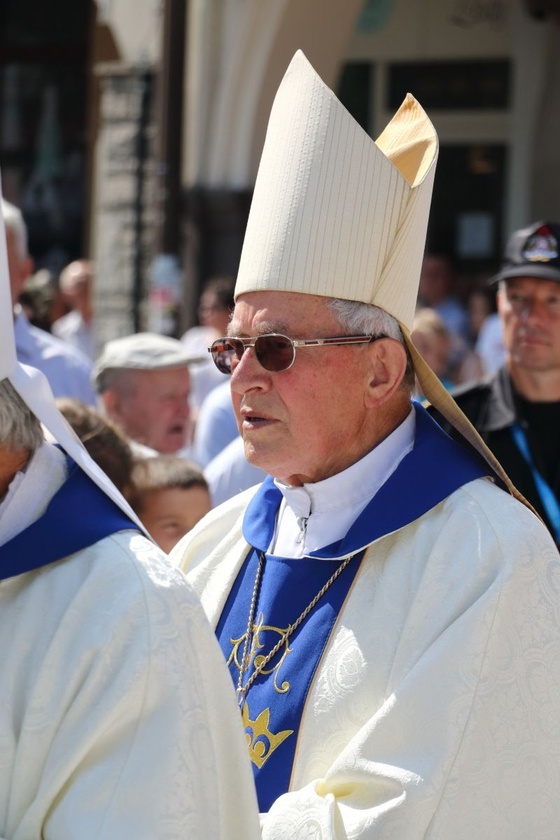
[101,388,121,420]
[364,338,408,408]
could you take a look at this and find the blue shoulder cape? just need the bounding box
[0,454,140,582]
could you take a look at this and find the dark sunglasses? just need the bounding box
[209,333,385,374]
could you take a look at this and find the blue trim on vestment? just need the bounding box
[242,402,490,555]
[0,455,140,581]
[221,402,490,811]
[217,546,363,811]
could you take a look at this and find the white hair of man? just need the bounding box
[1,199,28,261]
[0,378,43,452]
[328,298,416,394]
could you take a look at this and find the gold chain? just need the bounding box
[236,550,356,706]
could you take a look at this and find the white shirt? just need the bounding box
[204,435,267,506]
[14,307,97,406]
[475,312,506,375]
[271,408,415,556]
[193,379,239,467]
[52,310,96,360]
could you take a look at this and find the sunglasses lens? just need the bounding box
[255,335,295,372]
[210,339,243,374]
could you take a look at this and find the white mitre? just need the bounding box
[0,187,145,532]
[235,50,528,508]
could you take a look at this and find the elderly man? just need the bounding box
[170,51,560,839]
[429,221,560,549]
[94,332,197,456]
[2,198,97,405]
[0,200,259,838]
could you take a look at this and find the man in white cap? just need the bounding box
[430,221,560,549]
[2,198,97,406]
[93,332,197,457]
[0,193,259,837]
[170,51,560,838]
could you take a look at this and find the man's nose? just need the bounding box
[231,347,270,393]
[519,297,545,322]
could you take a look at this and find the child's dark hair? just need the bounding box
[56,397,133,495]
[129,455,208,511]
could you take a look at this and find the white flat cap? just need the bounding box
[93,332,204,392]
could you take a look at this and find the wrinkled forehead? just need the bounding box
[230,290,336,336]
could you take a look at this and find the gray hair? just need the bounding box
[1,199,28,261]
[0,379,44,451]
[327,298,416,394]
[95,367,138,396]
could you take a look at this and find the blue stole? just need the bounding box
[0,455,140,582]
[216,403,490,810]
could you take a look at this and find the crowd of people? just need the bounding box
[1,47,559,838]
[2,191,518,545]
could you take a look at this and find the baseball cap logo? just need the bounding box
[522,226,559,263]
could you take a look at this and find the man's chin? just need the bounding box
[158,436,187,455]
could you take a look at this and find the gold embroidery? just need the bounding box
[229,612,292,694]
[242,701,293,768]
[236,551,356,706]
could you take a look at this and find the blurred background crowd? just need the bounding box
[2,0,560,548]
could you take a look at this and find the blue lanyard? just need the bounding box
[511,423,560,543]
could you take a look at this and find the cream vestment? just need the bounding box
[171,406,560,839]
[0,444,260,840]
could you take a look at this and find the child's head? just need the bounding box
[129,456,211,553]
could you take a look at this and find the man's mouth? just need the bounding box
[241,409,274,427]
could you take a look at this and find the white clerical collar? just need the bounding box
[270,406,416,557]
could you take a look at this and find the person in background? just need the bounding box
[465,285,505,376]
[52,258,96,360]
[0,198,260,839]
[19,267,66,331]
[93,332,196,458]
[170,51,560,839]
[466,286,494,345]
[129,455,211,553]
[182,275,236,417]
[56,397,134,497]
[192,378,239,467]
[411,307,454,395]
[2,198,97,406]
[204,434,267,507]
[418,249,470,344]
[475,305,507,375]
[418,248,484,384]
[429,220,560,548]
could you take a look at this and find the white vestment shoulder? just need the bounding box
[170,477,560,839]
[0,528,260,840]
